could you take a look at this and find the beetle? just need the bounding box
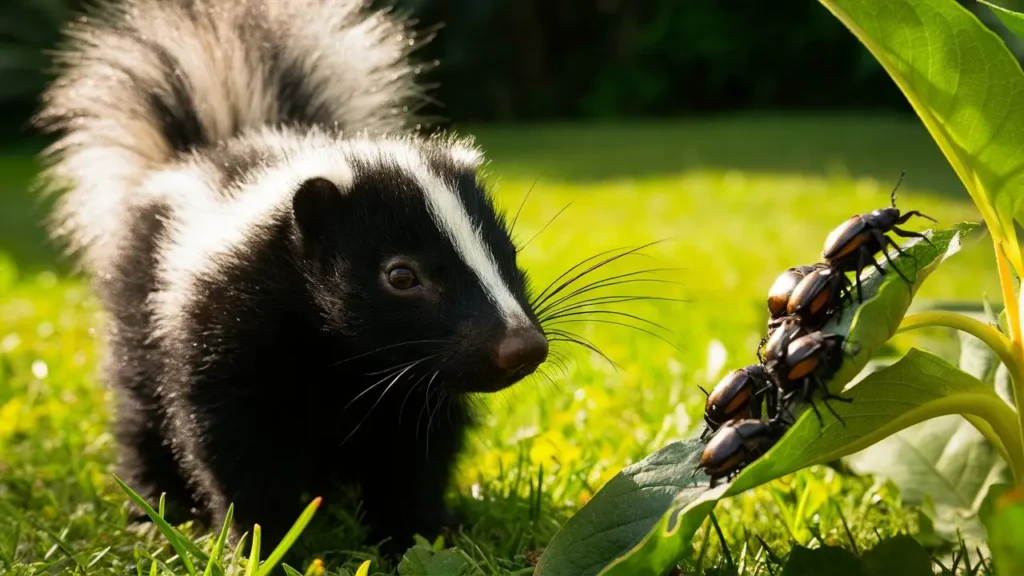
[697,417,788,486]
[767,264,828,329]
[822,172,936,302]
[700,364,779,440]
[776,331,852,427]
[759,316,808,381]
[786,266,852,330]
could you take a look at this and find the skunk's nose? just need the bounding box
[496,328,549,379]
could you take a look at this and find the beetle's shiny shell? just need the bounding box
[822,214,876,260]
[787,267,838,318]
[700,419,769,473]
[705,364,771,427]
[767,266,818,318]
[782,332,845,388]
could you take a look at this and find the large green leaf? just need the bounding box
[843,326,1011,547]
[845,414,1009,546]
[536,224,992,576]
[816,0,1024,271]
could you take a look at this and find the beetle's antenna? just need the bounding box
[697,384,710,397]
[890,171,906,207]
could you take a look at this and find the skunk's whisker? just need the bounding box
[542,308,671,333]
[540,294,689,320]
[509,176,541,236]
[341,356,432,445]
[330,339,449,367]
[518,201,573,253]
[531,240,670,309]
[546,317,681,351]
[534,270,684,318]
[545,335,621,371]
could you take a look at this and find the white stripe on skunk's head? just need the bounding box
[292,135,548,393]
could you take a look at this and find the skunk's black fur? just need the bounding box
[35,0,549,554]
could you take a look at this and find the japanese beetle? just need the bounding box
[700,364,778,440]
[777,331,852,427]
[786,266,852,330]
[822,172,936,302]
[698,417,788,486]
[767,264,828,329]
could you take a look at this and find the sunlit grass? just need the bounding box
[0,116,1000,574]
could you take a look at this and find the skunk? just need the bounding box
[34,0,550,553]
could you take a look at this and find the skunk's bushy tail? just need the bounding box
[34,0,428,271]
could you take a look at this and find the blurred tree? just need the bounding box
[3,0,1024,141]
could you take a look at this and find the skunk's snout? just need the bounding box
[495,327,549,381]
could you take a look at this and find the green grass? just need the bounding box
[0,114,1003,575]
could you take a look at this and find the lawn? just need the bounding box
[0,114,1002,574]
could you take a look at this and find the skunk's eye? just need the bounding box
[387,266,418,290]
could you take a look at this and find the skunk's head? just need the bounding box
[291,136,548,394]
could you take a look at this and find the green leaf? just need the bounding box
[861,535,932,576]
[818,0,1024,272]
[980,1,1024,45]
[398,546,433,576]
[958,328,1000,385]
[537,224,986,576]
[397,545,473,576]
[843,333,1012,547]
[989,490,1024,575]
[782,545,862,576]
[282,566,304,576]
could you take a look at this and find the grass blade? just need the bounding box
[203,503,235,576]
[114,475,199,576]
[229,533,249,576]
[255,497,322,576]
[245,525,262,576]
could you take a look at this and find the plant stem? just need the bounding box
[994,234,1024,486]
[898,309,1024,485]
[996,238,1021,345]
[898,311,1020,376]
[963,414,1013,469]
[812,394,1024,486]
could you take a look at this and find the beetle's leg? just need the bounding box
[778,390,799,424]
[806,397,825,428]
[810,375,846,427]
[864,245,888,280]
[880,236,914,285]
[764,386,779,421]
[800,379,826,428]
[853,249,869,303]
[891,225,933,246]
[897,209,937,224]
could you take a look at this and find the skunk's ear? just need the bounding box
[292,177,345,253]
